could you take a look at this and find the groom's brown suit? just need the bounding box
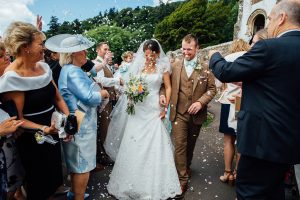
[170,56,216,187]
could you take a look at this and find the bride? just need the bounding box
[106,39,181,199]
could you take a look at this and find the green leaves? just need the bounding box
[45,0,238,59]
[45,2,183,62]
[154,0,238,51]
[84,25,142,63]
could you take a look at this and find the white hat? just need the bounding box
[45,34,94,53]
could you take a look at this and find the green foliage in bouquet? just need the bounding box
[124,74,149,115]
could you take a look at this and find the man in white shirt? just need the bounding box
[93,42,122,167]
[93,42,122,87]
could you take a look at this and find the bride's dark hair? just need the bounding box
[143,39,160,54]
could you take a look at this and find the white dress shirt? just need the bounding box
[183,56,197,78]
[93,56,120,87]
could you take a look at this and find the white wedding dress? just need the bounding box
[107,72,181,200]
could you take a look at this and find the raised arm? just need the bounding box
[209,40,268,82]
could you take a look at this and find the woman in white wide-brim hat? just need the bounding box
[46,34,109,200]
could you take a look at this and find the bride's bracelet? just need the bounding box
[40,126,48,135]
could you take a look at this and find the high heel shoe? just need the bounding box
[219,170,232,183]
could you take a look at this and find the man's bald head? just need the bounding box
[274,0,300,26]
[267,0,300,37]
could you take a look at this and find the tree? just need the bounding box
[107,7,118,21]
[154,0,238,51]
[47,16,60,37]
[154,0,208,51]
[45,1,183,43]
[115,8,134,28]
[71,19,82,34]
[85,25,140,63]
[58,21,72,34]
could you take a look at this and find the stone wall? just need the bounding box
[200,41,233,59]
[168,41,233,62]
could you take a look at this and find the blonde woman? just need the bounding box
[218,39,250,184]
[249,28,268,47]
[0,22,70,200]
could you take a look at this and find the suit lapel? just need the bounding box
[191,56,204,92]
[174,60,184,90]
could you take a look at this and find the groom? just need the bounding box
[168,34,216,194]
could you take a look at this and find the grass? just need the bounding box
[202,112,214,127]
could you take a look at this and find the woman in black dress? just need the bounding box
[0,21,70,200]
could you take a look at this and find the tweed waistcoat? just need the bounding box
[103,66,116,101]
[177,67,194,115]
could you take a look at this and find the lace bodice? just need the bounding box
[142,73,163,94]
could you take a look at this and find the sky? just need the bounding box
[0,0,183,36]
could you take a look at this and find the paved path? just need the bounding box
[55,100,299,200]
[85,100,237,200]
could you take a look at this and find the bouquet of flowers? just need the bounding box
[124,74,149,115]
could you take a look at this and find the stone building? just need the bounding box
[234,0,277,41]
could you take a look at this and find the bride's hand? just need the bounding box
[159,107,168,119]
[159,110,166,119]
[159,95,166,107]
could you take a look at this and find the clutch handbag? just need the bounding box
[51,111,78,137]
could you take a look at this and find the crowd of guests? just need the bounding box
[0,21,215,199]
[0,0,300,199]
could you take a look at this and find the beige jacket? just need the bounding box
[169,57,216,125]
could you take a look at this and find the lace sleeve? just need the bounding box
[157,56,171,74]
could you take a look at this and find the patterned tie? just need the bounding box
[185,60,196,69]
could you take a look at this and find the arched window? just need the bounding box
[246,10,267,37]
[253,14,265,34]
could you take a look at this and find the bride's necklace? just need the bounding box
[143,63,156,74]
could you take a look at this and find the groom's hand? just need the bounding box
[188,102,202,115]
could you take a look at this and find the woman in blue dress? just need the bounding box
[45,34,109,200]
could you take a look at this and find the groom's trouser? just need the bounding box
[172,113,201,186]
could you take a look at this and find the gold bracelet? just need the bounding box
[40,126,48,134]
